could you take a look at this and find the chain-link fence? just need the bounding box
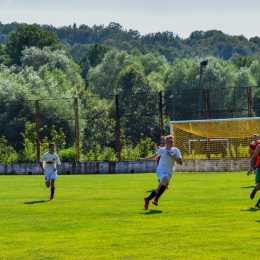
[1,86,260,162]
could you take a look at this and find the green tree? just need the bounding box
[21,46,83,90]
[117,66,161,144]
[165,56,253,120]
[0,135,18,163]
[87,43,109,67]
[135,136,157,157]
[0,57,84,147]
[0,44,11,65]
[250,59,260,85]
[77,43,109,84]
[20,122,42,162]
[50,125,66,150]
[230,55,254,69]
[81,90,115,152]
[19,122,67,162]
[6,25,60,65]
[88,49,130,97]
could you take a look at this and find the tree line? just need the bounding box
[1,21,260,63]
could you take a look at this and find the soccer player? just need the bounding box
[248,134,260,173]
[39,143,61,201]
[247,143,260,208]
[138,135,183,209]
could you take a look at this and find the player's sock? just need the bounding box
[253,185,258,192]
[147,190,156,201]
[155,185,166,200]
[51,187,55,198]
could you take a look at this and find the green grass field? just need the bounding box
[0,172,259,260]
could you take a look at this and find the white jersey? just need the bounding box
[156,147,182,174]
[40,152,61,171]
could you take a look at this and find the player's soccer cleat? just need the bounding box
[50,197,54,201]
[250,189,257,199]
[152,199,158,206]
[144,197,149,210]
[255,199,260,208]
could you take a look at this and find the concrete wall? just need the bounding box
[177,158,249,172]
[0,159,250,175]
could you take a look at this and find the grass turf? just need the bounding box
[0,172,259,260]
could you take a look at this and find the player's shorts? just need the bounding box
[156,169,173,184]
[44,170,57,182]
[255,168,260,183]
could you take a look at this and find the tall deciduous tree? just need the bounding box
[6,25,60,65]
[77,43,109,84]
[0,44,11,65]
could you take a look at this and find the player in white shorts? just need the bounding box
[39,143,61,201]
[138,135,182,209]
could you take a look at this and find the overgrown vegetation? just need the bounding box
[0,122,157,163]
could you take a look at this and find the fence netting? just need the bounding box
[1,86,260,162]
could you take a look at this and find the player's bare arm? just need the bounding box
[39,161,44,174]
[138,154,157,161]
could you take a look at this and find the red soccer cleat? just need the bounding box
[50,197,54,201]
[152,199,158,206]
[144,197,149,210]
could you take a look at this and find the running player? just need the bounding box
[139,135,183,209]
[39,143,61,201]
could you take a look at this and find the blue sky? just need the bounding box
[0,0,259,39]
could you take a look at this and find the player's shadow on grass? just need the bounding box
[240,207,260,212]
[240,186,255,189]
[24,200,49,204]
[140,209,163,215]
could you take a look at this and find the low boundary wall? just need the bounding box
[0,159,250,175]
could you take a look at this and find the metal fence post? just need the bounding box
[74,97,80,162]
[158,91,164,136]
[115,95,121,161]
[247,86,252,117]
[35,100,41,162]
[205,89,210,119]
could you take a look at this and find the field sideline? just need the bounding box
[0,172,259,260]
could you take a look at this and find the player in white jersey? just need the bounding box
[39,143,61,201]
[138,135,182,209]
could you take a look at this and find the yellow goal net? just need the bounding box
[170,118,260,160]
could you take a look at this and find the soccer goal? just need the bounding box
[170,117,260,161]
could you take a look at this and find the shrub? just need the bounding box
[0,136,18,163]
[58,147,77,162]
[82,145,117,161]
